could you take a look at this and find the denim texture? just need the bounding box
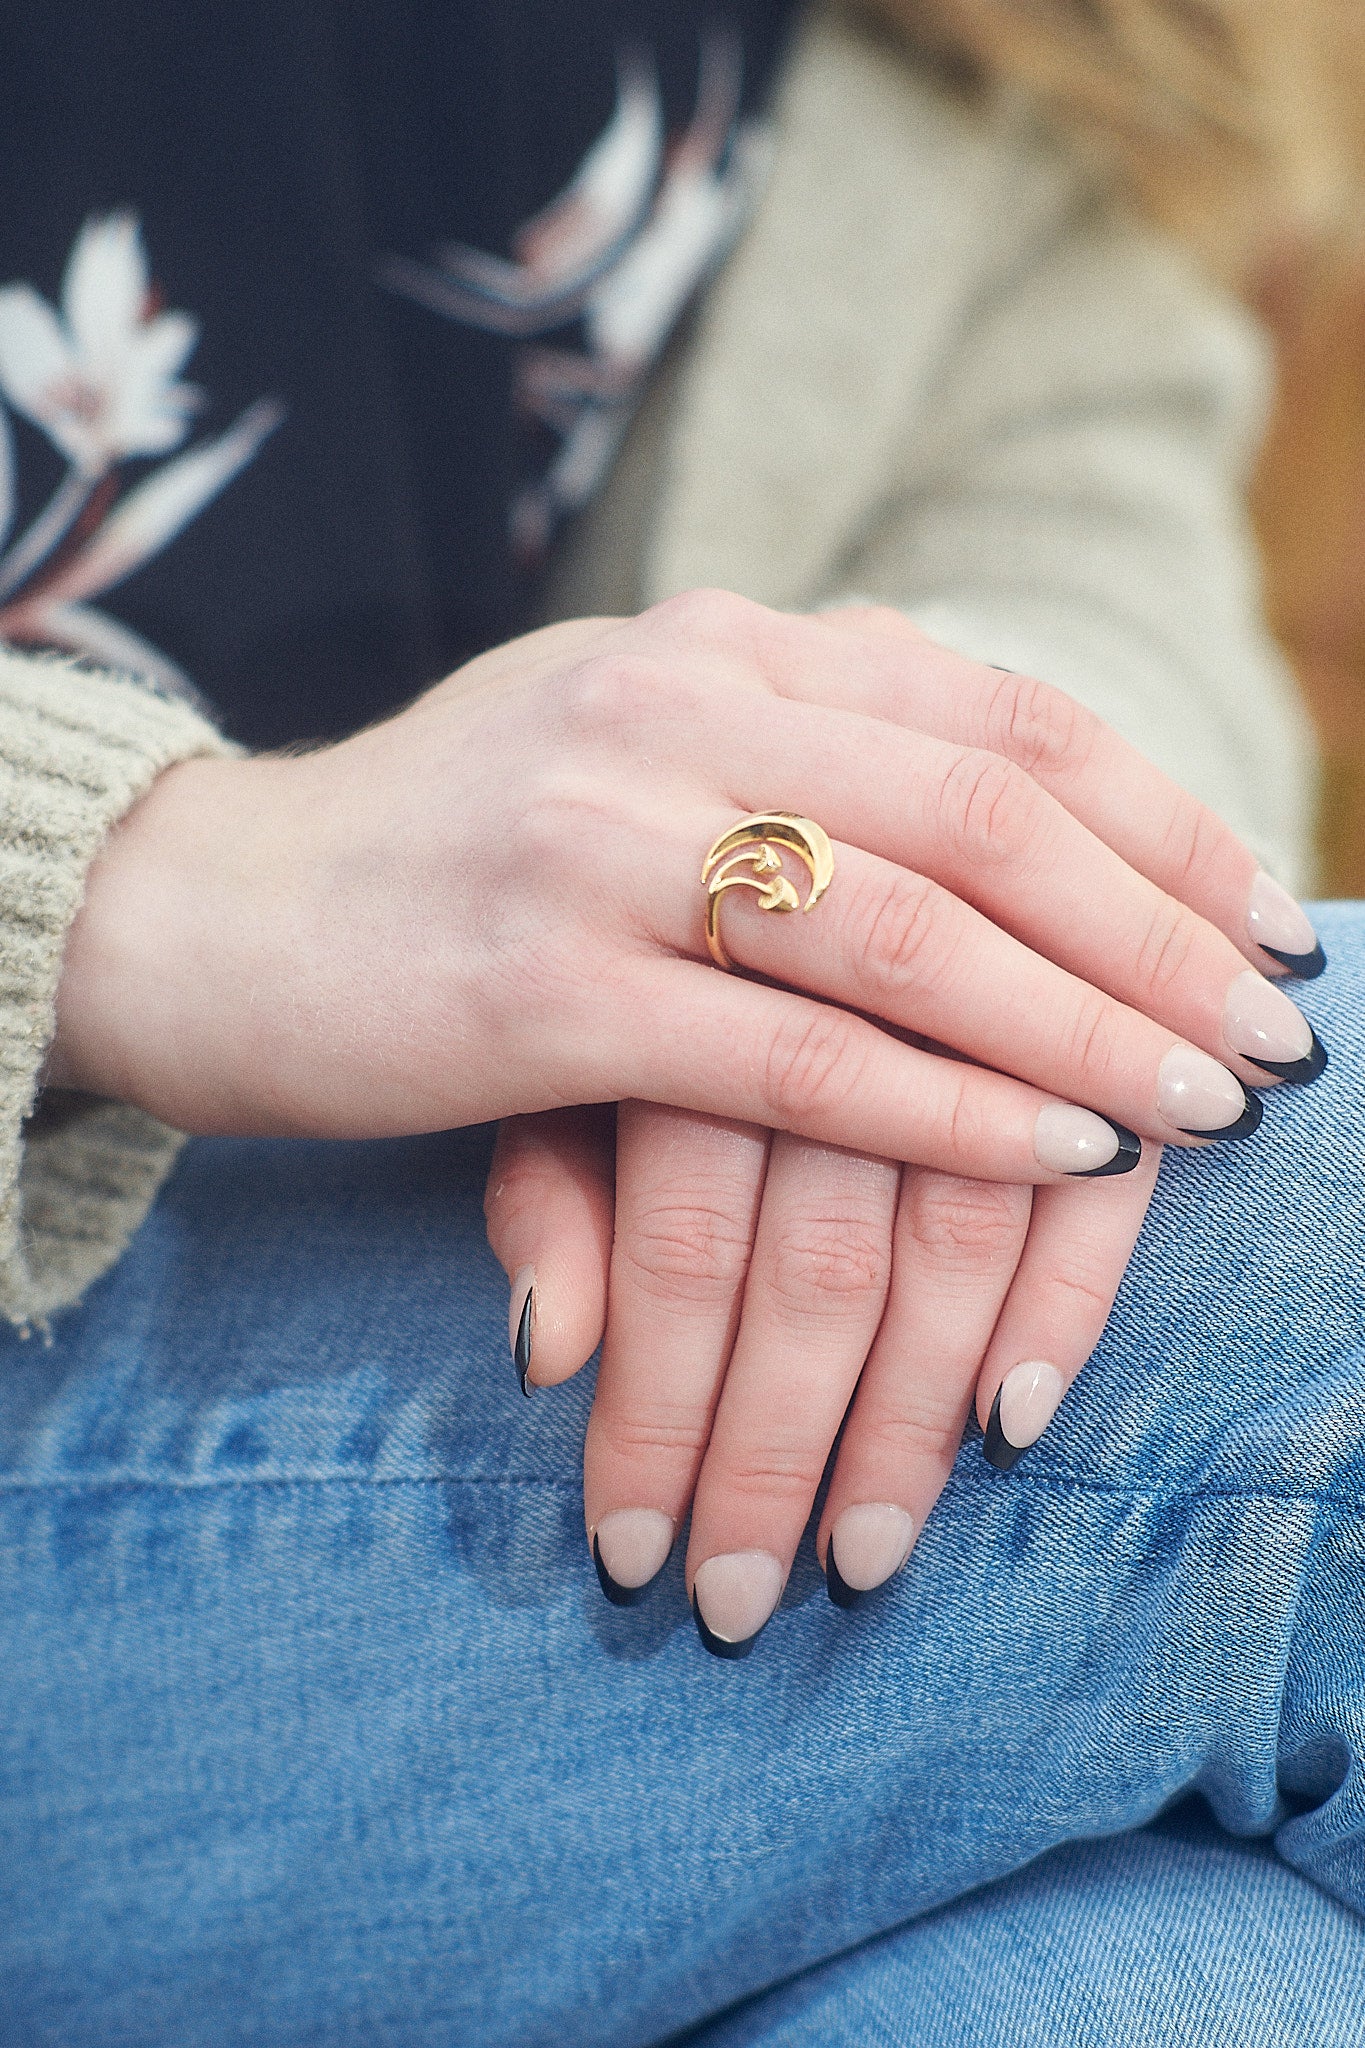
[2,906,1365,2046]
[680,1803,1365,2046]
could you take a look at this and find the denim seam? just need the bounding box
[0,1471,1364,1514]
[0,1472,580,1495]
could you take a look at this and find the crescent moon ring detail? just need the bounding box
[701,813,836,971]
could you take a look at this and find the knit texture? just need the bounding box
[0,650,228,1328]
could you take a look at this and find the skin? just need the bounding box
[49,594,1306,1616]
[486,1102,1162,1614]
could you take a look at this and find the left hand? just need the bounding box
[485,1102,1161,1657]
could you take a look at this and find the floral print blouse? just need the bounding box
[0,0,793,744]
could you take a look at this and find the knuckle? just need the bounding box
[719,1442,828,1507]
[940,1070,994,1168]
[856,869,951,997]
[834,601,918,641]
[989,670,1097,781]
[904,1175,1029,1270]
[558,650,670,740]
[593,1399,712,1470]
[765,1208,892,1320]
[498,774,622,948]
[482,1154,542,1237]
[762,1008,866,1127]
[860,1402,965,1468]
[644,585,764,652]
[512,767,610,860]
[1057,990,1124,1083]
[620,1195,755,1309]
[1044,1257,1116,1324]
[1158,798,1231,902]
[939,748,1039,868]
[1134,897,1201,1006]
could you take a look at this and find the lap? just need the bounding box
[683,1805,1365,2048]
[2,907,1365,2045]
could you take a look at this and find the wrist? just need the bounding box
[49,754,287,1131]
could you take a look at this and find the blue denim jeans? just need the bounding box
[3,906,1365,2047]
[681,1803,1365,2046]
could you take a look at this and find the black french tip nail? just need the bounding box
[514,1287,534,1397]
[1072,1118,1143,1178]
[1261,940,1327,981]
[982,1388,1027,1473]
[691,1591,760,1660]
[825,1546,865,1610]
[592,1533,649,1609]
[1243,1029,1328,1086]
[1179,1089,1264,1143]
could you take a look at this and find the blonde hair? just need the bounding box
[850,0,1365,276]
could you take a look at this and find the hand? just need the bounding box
[51,595,1322,1166]
[486,1101,1161,1654]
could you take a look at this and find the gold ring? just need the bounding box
[701,813,835,971]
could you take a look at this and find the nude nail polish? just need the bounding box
[592,1510,675,1607]
[1223,969,1327,1084]
[826,1503,916,1609]
[510,1267,535,1396]
[1246,871,1326,979]
[983,1361,1066,1471]
[1033,1104,1143,1177]
[1156,1047,1261,1139]
[691,1551,784,1659]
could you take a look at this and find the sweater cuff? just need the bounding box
[0,648,232,1328]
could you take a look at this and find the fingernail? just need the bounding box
[1223,969,1327,1083]
[591,1510,675,1607]
[1157,1046,1261,1139]
[691,1551,784,1659]
[826,1503,916,1608]
[1034,1103,1142,1178]
[1247,871,1326,979]
[983,1361,1066,1472]
[510,1267,535,1396]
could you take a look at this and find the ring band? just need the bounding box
[701,813,835,971]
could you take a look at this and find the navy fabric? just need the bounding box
[0,2,793,744]
[1,908,1364,2044]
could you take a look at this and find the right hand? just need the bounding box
[50,592,1322,1171]
[486,1100,1163,1650]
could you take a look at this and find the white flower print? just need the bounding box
[0,213,281,699]
[379,55,665,338]
[0,214,199,476]
[381,28,769,559]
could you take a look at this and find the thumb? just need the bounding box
[484,1107,616,1394]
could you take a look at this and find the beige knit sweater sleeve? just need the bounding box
[0,648,229,1328]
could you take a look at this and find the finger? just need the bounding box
[583,1103,769,1604]
[618,596,1317,1023]
[683,1133,900,1656]
[610,955,1152,1185]
[582,597,1319,1027]
[974,1143,1163,1469]
[771,604,1325,981]
[484,1108,616,1393]
[816,1172,1033,1604]
[706,693,1324,1093]
[694,835,1270,1147]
